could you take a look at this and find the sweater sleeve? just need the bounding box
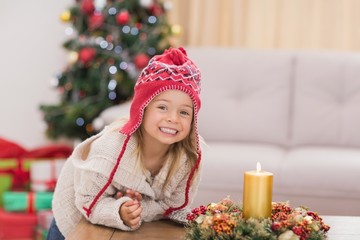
[73,169,140,231]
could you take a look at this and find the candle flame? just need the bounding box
[256,162,261,172]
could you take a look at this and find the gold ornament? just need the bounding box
[171,24,182,36]
[64,82,73,91]
[68,51,78,64]
[60,10,71,22]
[86,124,94,133]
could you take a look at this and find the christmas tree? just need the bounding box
[40,0,176,140]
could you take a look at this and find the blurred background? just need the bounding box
[1,0,360,148]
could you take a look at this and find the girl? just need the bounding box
[47,47,202,239]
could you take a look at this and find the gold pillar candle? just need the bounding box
[243,162,273,219]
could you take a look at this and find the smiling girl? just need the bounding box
[47,47,203,239]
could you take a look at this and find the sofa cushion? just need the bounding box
[278,147,360,199]
[187,48,293,146]
[291,52,360,147]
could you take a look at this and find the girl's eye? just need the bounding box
[158,105,167,110]
[180,110,190,116]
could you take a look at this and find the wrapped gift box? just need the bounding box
[0,137,72,206]
[3,191,53,213]
[30,159,66,192]
[0,208,37,239]
[0,159,31,206]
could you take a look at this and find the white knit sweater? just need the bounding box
[52,121,200,237]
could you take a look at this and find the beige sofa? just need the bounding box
[96,47,360,216]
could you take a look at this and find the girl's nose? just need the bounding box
[167,111,179,123]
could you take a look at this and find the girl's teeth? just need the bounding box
[160,127,177,134]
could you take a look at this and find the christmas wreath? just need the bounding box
[185,197,330,240]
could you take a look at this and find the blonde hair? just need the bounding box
[133,120,199,189]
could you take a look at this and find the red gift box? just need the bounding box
[0,208,37,239]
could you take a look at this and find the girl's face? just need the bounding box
[142,90,193,147]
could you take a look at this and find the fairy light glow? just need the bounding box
[65,27,74,36]
[119,61,128,70]
[122,26,131,34]
[108,7,117,15]
[108,79,117,90]
[109,66,117,74]
[76,118,85,126]
[147,47,156,55]
[106,43,114,50]
[114,46,122,54]
[148,16,157,24]
[100,40,108,49]
[108,91,117,100]
[130,27,139,35]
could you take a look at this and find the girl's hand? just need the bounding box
[125,189,142,201]
[115,189,142,202]
[119,200,142,229]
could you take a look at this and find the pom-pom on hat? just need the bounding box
[83,47,202,217]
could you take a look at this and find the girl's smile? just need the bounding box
[159,127,178,135]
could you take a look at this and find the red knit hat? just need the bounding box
[121,47,201,137]
[83,47,202,217]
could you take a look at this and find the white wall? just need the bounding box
[0,0,73,149]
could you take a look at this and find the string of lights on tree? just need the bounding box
[40,0,181,141]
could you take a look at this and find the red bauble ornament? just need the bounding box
[134,53,150,69]
[106,35,113,42]
[81,0,95,15]
[108,58,115,65]
[135,23,143,29]
[88,12,104,31]
[79,90,87,98]
[150,4,164,16]
[79,47,96,66]
[116,10,130,25]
